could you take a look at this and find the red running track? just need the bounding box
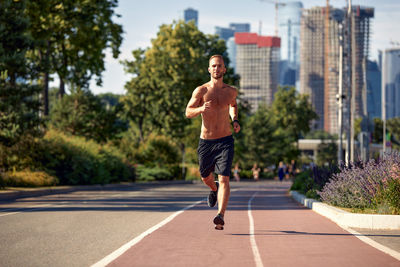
[101,183,399,267]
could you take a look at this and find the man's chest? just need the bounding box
[203,90,231,107]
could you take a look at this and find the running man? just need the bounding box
[185,55,241,230]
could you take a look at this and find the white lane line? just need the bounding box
[343,226,400,261]
[91,199,204,267]
[0,204,52,217]
[248,192,264,267]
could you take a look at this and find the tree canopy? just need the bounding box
[123,20,238,143]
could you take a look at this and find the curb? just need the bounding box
[289,191,400,230]
[0,180,194,201]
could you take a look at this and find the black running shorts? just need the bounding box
[197,135,234,178]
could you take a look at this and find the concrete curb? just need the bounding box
[0,180,194,201]
[290,191,400,230]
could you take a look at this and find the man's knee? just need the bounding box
[218,175,230,185]
[201,173,214,182]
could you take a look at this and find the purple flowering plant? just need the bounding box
[319,151,400,214]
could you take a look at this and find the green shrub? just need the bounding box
[2,171,58,187]
[290,171,310,191]
[186,164,201,181]
[239,170,253,179]
[136,166,173,181]
[38,130,134,185]
[0,170,5,189]
[137,134,180,166]
[375,178,400,214]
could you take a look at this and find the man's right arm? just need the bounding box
[185,87,209,118]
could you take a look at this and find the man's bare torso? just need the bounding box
[197,82,236,139]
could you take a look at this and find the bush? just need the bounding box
[0,170,5,189]
[136,166,173,181]
[186,164,201,181]
[39,130,134,185]
[2,171,58,187]
[319,151,400,213]
[374,163,400,214]
[290,170,316,197]
[291,165,339,200]
[129,134,180,167]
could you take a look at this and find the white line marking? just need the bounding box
[248,192,264,267]
[0,204,52,217]
[343,226,400,261]
[91,199,204,267]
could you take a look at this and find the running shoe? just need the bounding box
[207,181,219,207]
[213,213,225,230]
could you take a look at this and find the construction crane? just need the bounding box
[259,0,287,36]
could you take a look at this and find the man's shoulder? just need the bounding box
[193,83,209,96]
[223,84,238,95]
[194,83,208,94]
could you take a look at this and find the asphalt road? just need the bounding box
[0,181,399,267]
[0,182,208,267]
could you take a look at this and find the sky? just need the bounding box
[88,0,400,95]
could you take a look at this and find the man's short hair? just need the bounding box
[209,55,224,64]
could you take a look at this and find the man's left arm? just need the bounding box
[229,91,240,133]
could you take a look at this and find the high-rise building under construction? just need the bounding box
[300,5,374,134]
[235,33,280,112]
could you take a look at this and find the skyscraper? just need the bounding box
[235,33,280,112]
[367,60,381,119]
[215,23,250,42]
[226,37,237,71]
[300,6,374,134]
[382,48,400,119]
[184,8,198,27]
[278,1,303,88]
[215,23,250,73]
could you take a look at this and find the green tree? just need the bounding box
[123,20,238,163]
[121,49,153,143]
[0,0,42,146]
[50,90,125,143]
[270,86,318,144]
[387,117,400,149]
[242,105,278,166]
[372,118,383,144]
[26,0,123,100]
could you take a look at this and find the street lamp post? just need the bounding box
[337,22,344,163]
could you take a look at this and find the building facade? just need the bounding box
[300,6,374,134]
[367,60,381,119]
[184,8,198,27]
[235,33,280,112]
[278,1,303,88]
[382,48,400,119]
[215,23,251,42]
[215,23,250,73]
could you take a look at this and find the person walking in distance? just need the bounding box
[185,55,241,230]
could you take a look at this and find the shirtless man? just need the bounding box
[185,55,241,230]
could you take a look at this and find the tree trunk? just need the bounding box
[42,41,51,115]
[59,77,65,99]
[181,142,186,180]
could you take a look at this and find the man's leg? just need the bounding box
[201,173,217,191]
[217,175,230,216]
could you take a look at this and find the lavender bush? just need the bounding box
[319,151,400,213]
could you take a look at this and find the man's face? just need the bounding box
[208,57,226,79]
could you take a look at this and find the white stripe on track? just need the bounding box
[248,192,264,267]
[343,226,400,261]
[91,199,204,267]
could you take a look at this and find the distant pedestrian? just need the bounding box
[252,163,260,181]
[289,159,296,178]
[278,161,285,182]
[233,163,241,182]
